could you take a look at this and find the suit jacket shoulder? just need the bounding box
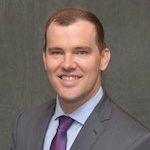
[71,93,150,150]
[11,100,56,150]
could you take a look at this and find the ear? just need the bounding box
[43,52,47,70]
[99,48,111,71]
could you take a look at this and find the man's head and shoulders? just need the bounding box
[20,6,149,131]
[12,6,150,150]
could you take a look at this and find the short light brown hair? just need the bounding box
[44,6,106,52]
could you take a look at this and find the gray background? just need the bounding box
[0,0,150,149]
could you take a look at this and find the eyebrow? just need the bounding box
[73,46,92,51]
[47,47,63,51]
[47,46,92,52]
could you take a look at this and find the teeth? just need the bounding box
[61,76,78,81]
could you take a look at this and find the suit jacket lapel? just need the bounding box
[71,94,112,150]
[30,101,55,150]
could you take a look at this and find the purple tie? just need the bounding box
[50,116,74,150]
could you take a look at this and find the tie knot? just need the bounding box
[58,116,74,132]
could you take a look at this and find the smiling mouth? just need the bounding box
[58,75,82,81]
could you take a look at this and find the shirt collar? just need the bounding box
[53,86,103,125]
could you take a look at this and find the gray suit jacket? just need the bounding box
[11,93,150,150]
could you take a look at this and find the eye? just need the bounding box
[47,48,64,56]
[77,50,88,55]
[50,51,63,55]
[75,47,90,56]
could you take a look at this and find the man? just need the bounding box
[11,6,150,150]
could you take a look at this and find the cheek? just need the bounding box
[80,59,101,73]
[45,59,60,72]
[78,54,101,70]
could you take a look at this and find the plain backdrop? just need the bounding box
[0,0,150,149]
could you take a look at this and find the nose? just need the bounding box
[61,54,76,71]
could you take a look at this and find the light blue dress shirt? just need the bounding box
[43,87,103,150]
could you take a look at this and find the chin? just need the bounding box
[59,94,80,103]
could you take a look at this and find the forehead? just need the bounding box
[46,20,96,42]
[48,20,95,33]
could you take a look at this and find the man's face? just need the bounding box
[43,20,110,112]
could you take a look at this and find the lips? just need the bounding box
[60,75,80,81]
[57,74,82,87]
